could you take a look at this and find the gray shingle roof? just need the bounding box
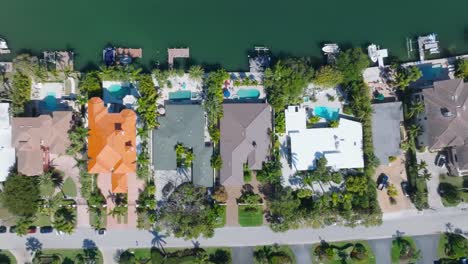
[152,104,213,187]
[371,102,403,165]
[422,79,468,150]
[220,103,272,186]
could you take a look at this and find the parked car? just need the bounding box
[40,226,53,234]
[56,230,65,235]
[0,226,6,233]
[378,174,389,190]
[27,226,37,234]
[401,181,410,197]
[96,228,106,235]
[9,226,16,233]
[435,153,446,167]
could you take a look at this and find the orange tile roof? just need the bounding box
[87,97,136,193]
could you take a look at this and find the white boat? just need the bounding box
[0,38,8,49]
[322,43,339,54]
[367,44,379,63]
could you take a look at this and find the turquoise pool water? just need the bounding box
[169,90,192,100]
[314,106,339,121]
[44,92,57,111]
[237,88,260,99]
[107,84,131,99]
[419,64,446,81]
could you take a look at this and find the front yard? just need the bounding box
[438,232,468,260]
[126,247,232,264]
[238,205,263,227]
[34,249,103,264]
[439,174,468,206]
[0,250,16,264]
[391,236,419,264]
[311,240,376,264]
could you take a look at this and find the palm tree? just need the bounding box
[50,170,66,198]
[53,207,76,234]
[420,168,432,181]
[407,101,425,119]
[189,65,204,82]
[408,124,422,139]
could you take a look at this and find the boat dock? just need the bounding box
[116,48,142,58]
[417,33,440,62]
[167,48,189,68]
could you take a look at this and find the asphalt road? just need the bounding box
[0,207,466,255]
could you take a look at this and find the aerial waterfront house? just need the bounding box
[219,103,272,186]
[285,105,364,171]
[87,97,142,228]
[102,80,139,110]
[371,102,404,165]
[152,104,213,198]
[11,111,72,176]
[0,103,16,181]
[417,79,468,176]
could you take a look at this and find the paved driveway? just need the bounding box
[368,238,392,264]
[290,244,312,264]
[413,234,440,264]
[416,151,445,209]
[232,247,253,264]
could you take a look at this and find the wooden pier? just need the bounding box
[167,48,189,68]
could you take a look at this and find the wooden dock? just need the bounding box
[167,48,189,68]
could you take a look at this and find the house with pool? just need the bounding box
[152,104,213,200]
[30,79,76,114]
[284,105,364,177]
[102,80,139,110]
[153,73,203,106]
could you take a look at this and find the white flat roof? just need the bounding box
[0,103,15,181]
[286,105,364,171]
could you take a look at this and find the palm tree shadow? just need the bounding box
[25,237,42,254]
[149,230,167,254]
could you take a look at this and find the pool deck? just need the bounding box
[102,80,139,106]
[154,73,203,105]
[302,87,343,114]
[225,72,266,99]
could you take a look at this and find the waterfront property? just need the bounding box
[371,102,404,165]
[0,103,15,182]
[219,103,272,186]
[152,104,213,200]
[30,79,76,114]
[87,97,142,228]
[417,79,468,176]
[285,105,364,171]
[224,72,266,100]
[11,111,72,176]
[43,51,74,71]
[102,81,139,109]
[154,73,202,105]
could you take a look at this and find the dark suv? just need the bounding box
[0,226,6,233]
[40,226,53,234]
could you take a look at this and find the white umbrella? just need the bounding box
[123,94,137,106]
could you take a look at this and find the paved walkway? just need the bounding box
[290,244,312,264]
[416,151,445,209]
[10,249,32,264]
[225,187,241,226]
[413,234,440,264]
[232,247,253,264]
[368,238,392,264]
[101,248,118,264]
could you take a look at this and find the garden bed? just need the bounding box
[311,240,376,264]
[391,236,418,264]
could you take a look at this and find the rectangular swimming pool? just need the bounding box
[169,90,192,100]
[236,88,260,99]
[419,64,446,81]
[107,84,131,100]
[314,106,339,120]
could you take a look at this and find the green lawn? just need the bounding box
[40,182,55,197]
[214,205,226,228]
[35,249,103,264]
[438,233,468,260]
[391,236,418,264]
[62,177,77,197]
[33,213,52,226]
[254,245,296,264]
[311,241,376,264]
[439,174,468,206]
[0,205,18,226]
[238,205,263,227]
[89,208,107,229]
[129,247,232,264]
[0,250,17,264]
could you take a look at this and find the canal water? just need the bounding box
[0,0,467,70]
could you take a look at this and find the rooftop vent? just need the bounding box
[115,123,122,131]
[441,108,453,117]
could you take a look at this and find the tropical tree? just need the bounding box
[387,184,398,198]
[1,173,40,217]
[406,101,425,119]
[407,124,422,139]
[188,65,205,82]
[313,65,344,88]
[10,72,31,115]
[53,207,76,234]
[455,58,468,80]
[393,66,422,90]
[336,48,369,84]
[79,71,102,98]
[15,216,35,236]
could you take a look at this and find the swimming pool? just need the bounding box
[236,88,260,99]
[107,84,131,99]
[169,90,192,100]
[314,106,339,120]
[419,64,446,81]
[44,92,57,111]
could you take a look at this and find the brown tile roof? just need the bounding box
[422,79,468,150]
[11,112,72,176]
[220,103,272,186]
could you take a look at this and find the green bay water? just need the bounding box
[0,0,467,70]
